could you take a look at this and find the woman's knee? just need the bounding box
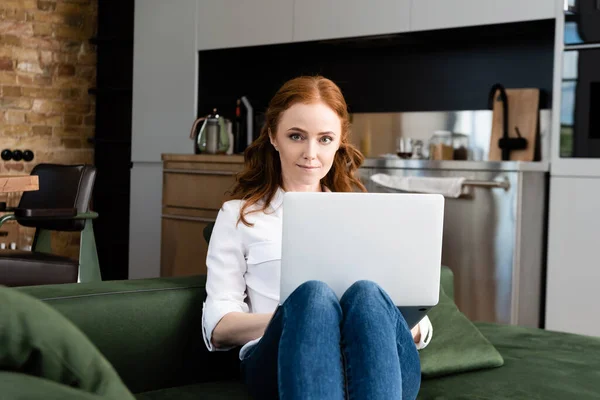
[290,280,337,302]
[340,280,394,311]
[287,280,340,315]
[342,280,381,299]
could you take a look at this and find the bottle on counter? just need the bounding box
[226,119,234,155]
[233,99,246,154]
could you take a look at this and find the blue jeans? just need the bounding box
[240,280,421,399]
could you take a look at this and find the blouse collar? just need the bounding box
[269,184,331,211]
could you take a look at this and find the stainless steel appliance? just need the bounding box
[360,159,549,328]
[560,0,600,157]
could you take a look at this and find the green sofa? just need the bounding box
[5,267,600,399]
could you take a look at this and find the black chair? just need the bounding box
[203,222,215,246]
[0,164,101,287]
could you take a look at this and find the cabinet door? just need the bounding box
[163,170,238,210]
[161,215,214,277]
[293,0,410,42]
[545,177,600,336]
[410,0,556,32]
[197,0,294,50]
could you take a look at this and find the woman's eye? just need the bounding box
[290,134,302,141]
[320,136,333,144]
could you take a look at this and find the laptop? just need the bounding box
[279,191,444,329]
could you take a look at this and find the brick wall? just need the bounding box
[0,0,97,258]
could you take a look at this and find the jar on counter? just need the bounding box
[429,131,454,160]
[428,131,470,160]
[452,133,470,160]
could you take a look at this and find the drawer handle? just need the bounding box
[162,214,216,223]
[164,168,237,176]
[463,178,510,190]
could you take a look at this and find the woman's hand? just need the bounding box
[411,323,421,344]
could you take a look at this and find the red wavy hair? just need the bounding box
[229,76,366,226]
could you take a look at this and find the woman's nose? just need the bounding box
[302,142,317,160]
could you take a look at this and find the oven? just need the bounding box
[560,0,600,158]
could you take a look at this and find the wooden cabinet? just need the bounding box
[410,0,556,32]
[196,0,294,50]
[293,0,410,42]
[160,154,244,277]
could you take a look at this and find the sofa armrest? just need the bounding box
[16,275,241,394]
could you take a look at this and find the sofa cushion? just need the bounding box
[419,268,504,378]
[135,381,250,400]
[418,322,600,399]
[0,371,108,399]
[0,285,134,399]
[136,322,600,400]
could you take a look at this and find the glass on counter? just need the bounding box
[394,137,427,159]
[396,137,413,159]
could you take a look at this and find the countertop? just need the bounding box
[361,158,549,172]
[162,154,244,163]
[161,154,549,172]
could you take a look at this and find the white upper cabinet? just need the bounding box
[196,0,294,50]
[196,0,557,50]
[410,0,556,32]
[293,0,410,42]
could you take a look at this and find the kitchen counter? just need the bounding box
[161,154,244,163]
[362,158,549,172]
[161,154,549,172]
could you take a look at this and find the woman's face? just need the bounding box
[270,102,342,192]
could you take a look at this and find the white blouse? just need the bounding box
[202,187,433,359]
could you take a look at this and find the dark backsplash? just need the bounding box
[197,19,555,121]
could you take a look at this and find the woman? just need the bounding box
[202,76,432,399]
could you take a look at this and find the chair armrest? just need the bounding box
[0,213,16,228]
[73,211,98,220]
[14,208,77,219]
[13,209,98,220]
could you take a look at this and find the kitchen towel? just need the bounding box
[370,174,466,198]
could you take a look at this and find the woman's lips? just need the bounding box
[296,164,320,170]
